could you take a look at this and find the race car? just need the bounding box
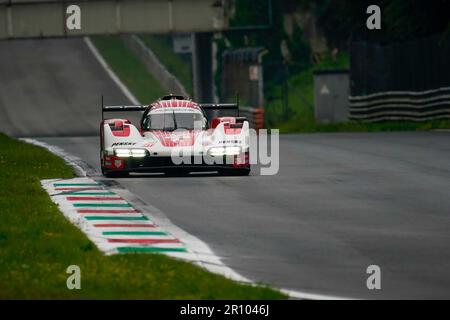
[100,95,250,177]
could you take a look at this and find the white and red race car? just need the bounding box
[100,95,250,177]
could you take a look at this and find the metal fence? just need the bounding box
[349,87,450,122]
[349,35,450,121]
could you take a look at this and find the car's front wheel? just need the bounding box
[102,168,129,178]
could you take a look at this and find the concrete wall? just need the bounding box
[314,70,350,123]
[0,0,228,39]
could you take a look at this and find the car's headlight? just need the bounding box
[114,148,131,157]
[114,148,147,158]
[131,149,147,158]
[208,146,241,156]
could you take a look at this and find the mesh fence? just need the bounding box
[350,35,450,96]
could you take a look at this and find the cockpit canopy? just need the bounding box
[142,110,206,131]
[142,97,207,131]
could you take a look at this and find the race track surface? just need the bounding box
[1,38,450,299]
[0,38,130,137]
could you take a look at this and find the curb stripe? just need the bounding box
[54,183,99,187]
[55,187,103,191]
[67,196,123,201]
[43,178,189,261]
[117,247,187,253]
[94,223,155,228]
[103,231,168,236]
[77,209,140,214]
[84,216,149,221]
[73,203,132,208]
[108,238,180,244]
[61,192,116,196]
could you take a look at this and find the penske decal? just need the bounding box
[111,142,137,146]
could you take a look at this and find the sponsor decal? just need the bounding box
[218,140,240,144]
[143,141,156,147]
[111,142,136,146]
[114,159,124,169]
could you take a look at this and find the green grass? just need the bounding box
[139,35,193,96]
[266,52,347,129]
[90,36,166,104]
[0,134,285,299]
[266,52,450,133]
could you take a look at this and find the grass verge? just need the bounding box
[139,35,193,96]
[90,35,166,104]
[0,134,285,299]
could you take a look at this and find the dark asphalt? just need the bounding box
[0,38,132,137]
[1,38,450,299]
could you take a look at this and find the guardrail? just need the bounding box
[349,87,450,122]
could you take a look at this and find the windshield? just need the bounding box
[142,112,205,131]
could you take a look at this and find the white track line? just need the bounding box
[84,37,140,105]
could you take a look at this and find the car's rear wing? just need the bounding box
[101,95,242,119]
[101,105,147,120]
[101,96,147,120]
[200,94,241,116]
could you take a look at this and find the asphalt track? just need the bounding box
[1,38,450,299]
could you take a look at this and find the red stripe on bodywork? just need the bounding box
[150,99,200,110]
[107,239,181,244]
[152,130,200,147]
[225,127,242,134]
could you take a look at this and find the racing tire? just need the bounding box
[102,168,129,178]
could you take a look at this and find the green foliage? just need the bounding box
[0,134,286,299]
[91,36,166,104]
[230,0,450,52]
[226,0,285,61]
[139,35,193,96]
[266,50,450,133]
[228,0,450,132]
[286,24,312,73]
[230,0,271,27]
[298,0,450,46]
[265,52,349,127]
